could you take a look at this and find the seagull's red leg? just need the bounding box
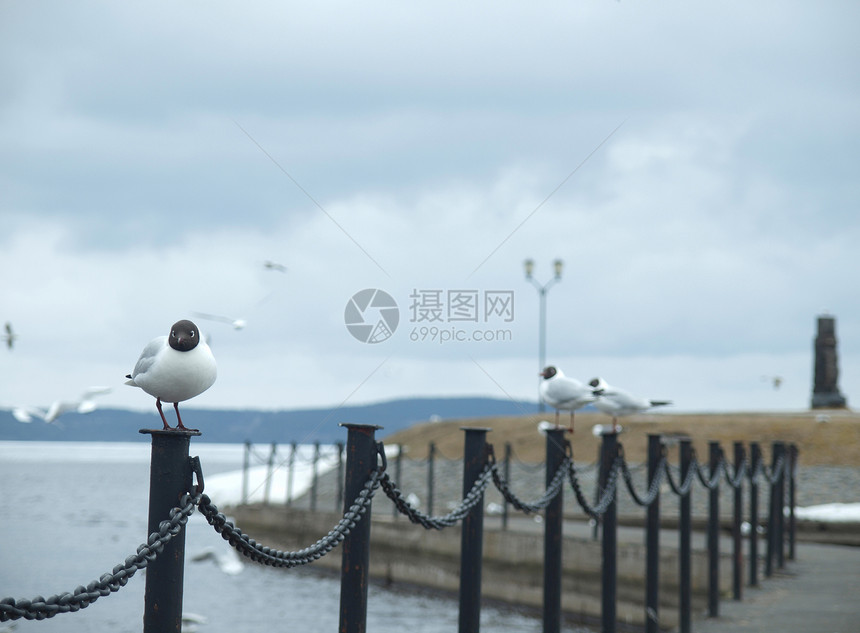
[174,403,198,432]
[568,411,575,434]
[156,398,171,430]
[174,402,189,430]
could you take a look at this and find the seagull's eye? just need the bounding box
[190,331,196,337]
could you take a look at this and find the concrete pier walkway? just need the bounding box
[687,542,860,633]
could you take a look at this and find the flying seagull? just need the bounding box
[12,386,113,424]
[3,322,17,350]
[126,319,217,431]
[539,366,599,434]
[588,377,671,432]
[263,260,288,273]
[192,311,247,330]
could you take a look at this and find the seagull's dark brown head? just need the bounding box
[169,320,200,352]
[540,366,557,380]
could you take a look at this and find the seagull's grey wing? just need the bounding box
[130,337,166,379]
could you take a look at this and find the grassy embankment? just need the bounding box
[384,410,860,467]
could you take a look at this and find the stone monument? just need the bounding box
[811,315,848,409]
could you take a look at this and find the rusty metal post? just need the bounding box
[599,430,619,633]
[645,434,662,633]
[459,427,491,633]
[338,424,381,633]
[140,428,200,633]
[543,428,566,633]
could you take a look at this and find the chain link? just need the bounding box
[569,455,622,519]
[491,458,568,514]
[620,457,666,507]
[197,468,382,567]
[0,492,199,622]
[379,465,493,529]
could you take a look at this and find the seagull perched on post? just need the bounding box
[588,377,671,433]
[539,366,599,434]
[126,319,217,431]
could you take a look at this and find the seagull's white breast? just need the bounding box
[130,341,217,403]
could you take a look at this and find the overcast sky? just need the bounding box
[2,1,859,419]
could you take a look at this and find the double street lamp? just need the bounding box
[524,258,563,411]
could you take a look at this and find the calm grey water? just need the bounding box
[0,442,590,633]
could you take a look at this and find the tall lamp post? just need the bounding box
[524,258,563,411]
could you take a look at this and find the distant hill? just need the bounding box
[0,397,540,444]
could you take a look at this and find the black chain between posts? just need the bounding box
[1,437,791,623]
[0,492,199,622]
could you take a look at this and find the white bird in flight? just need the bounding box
[588,377,671,432]
[539,366,598,434]
[126,319,217,431]
[192,312,247,330]
[12,386,112,424]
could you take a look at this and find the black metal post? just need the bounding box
[774,442,786,569]
[679,439,693,633]
[336,441,345,511]
[311,441,320,512]
[393,444,403,519]
[543,428,566,633]
[140,428,200,633]
[593,442,601,541]
[427,441,436,517]
[732,442,744,601]
[263,442,276,505]
[645,434,662,633]
[502,442,512,531]
[788,444,798,561]
[765,443,777,578]
[459,427,491,633]
[242,440,251,504]
[599,430,619,633]
[286,441,297,507]
[749,442,761,586]
[339,424,381,633]
[707,441,721,618]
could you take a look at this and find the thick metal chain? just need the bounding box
[0,492,199,622]
[490,457,568,514]
[379,465,493,529]
[620,457,666,507]
[568,455,622,519]
[664,462,697,497]
[724,457,748,489]
[694,454,724,490]
[761,454,786,485]
[198,468,382,567]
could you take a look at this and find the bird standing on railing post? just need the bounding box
[539,366,599,434]
[589,377,671,433]
[126,319,217,431]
